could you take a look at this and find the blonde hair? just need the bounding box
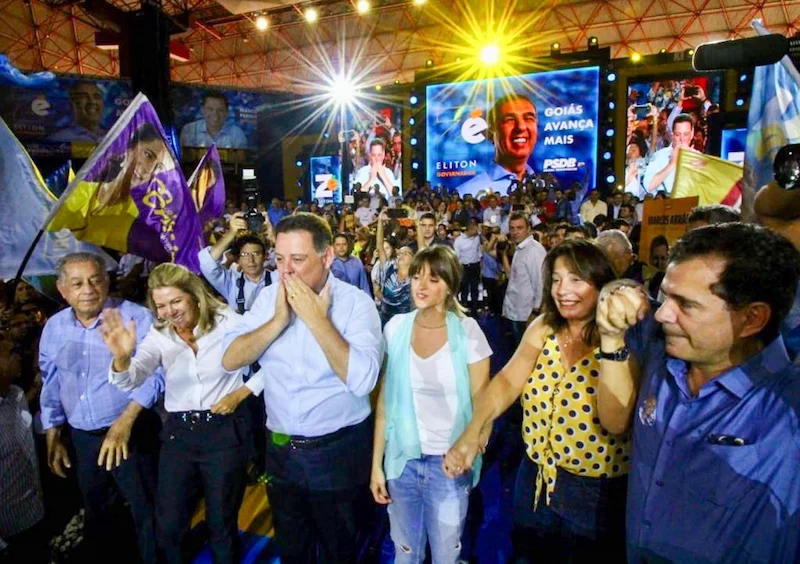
[146,263,226,336]
[409,245,467,316]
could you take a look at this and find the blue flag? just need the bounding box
[0,54,55,87]
[0,117,114,280]
[743,20,800,217]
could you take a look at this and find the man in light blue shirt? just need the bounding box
[179,92,248,150]
[222,213,382,564]
[456,93,538,197]
[597,224,800,563]
[330,232,372,296]
[642,113,696,196]
[39,252,162,563]
[47,81,107,143]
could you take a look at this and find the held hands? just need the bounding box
[283,273,331,328]
[97,417,133,471]
[442,424,490,479]
[596,282,650,338]
[370,466,392,505]
[100,309,136,364]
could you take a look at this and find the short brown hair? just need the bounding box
[409,245,466,316]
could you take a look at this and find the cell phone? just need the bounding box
[684,86,699,97]
[633,104,650,120]
[387,208,408,219]
[511,204,525,211]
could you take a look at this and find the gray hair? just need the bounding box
[56,252,108,282]
[596,229,632,258]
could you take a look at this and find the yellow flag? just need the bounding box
[673,149,743,208]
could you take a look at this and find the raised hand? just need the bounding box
[100,308,137,363]
[273,280,292,329]
[284,274,331,328]
[597,282,649,338]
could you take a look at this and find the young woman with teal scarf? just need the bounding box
[370,245,492,564]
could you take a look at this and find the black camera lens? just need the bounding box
[775,144,800,190]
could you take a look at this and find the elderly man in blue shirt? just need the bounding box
[596,223,800,564]
[39,252,162,563]
[221,213,383,564]
[330,232,371,296]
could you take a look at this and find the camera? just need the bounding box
[496,240,508,253]
[242,168,264,234]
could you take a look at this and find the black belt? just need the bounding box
[170,410,229,425]
[269,418,368,450]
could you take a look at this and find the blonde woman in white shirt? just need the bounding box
[101,263,261,564]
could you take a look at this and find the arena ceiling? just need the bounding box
[1,0,798,93]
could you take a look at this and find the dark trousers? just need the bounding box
[1,520,49,564]
[157,411,250,564]
[481,276,503,316]
[265,416,374,564]
[460,263,481,316]
[507,318,528,348]
[70,411,160,564]
[242,392,266,472]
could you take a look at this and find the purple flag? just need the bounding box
[187,145,225,226]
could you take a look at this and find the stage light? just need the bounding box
[356,0,370,14]
[375,85,382,91]
[607,72,617,82]
[412,161,420,170]
[296,159,303,167]
[410,137,418,146]
[255,15,268,31]
[740,74,748,82]
[328,75,356,106]
[630,52,642,63]
[736,98,745,107]
[304,7,318,23]
[603,151,612,161]
[686,48,695,56]
[605,128,614,137]
[550,42,561,55]
[409,117,416,126]
[606,174,616,184]
[412,0,426,4]
[409,94,418,105]
[659,48,667,54]
[323,132,329,138]
[425,59,434,68]
[394,79,400,84]
[588,36,598,50]
[480,44,500,66]
[608,101,615,110]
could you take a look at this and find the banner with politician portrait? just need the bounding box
[47,93,205,272]
[310,155,343,204]
[426,66,600,196]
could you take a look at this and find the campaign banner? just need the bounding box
[345,103,404,192]
[187,145,226,225]
[310,155,343,203]
[720,127,747,165]
[673,149,743,208]
[0,75,133,158]
[172,84,268,153]
[426,66,599,196]
[47,93,205,272]
[638,196,698,264]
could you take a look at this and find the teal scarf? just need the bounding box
[383,310,482,486]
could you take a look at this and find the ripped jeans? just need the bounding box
[386,455,472,564]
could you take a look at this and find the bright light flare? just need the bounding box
[480,44,500,66]
[305,7,318,23]
[356,0,370,14]
[630,51,642,63]
[412,0,426,4]
[328,76,357,106]
[255,15,268,31]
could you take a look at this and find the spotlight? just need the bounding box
[425,59,434,68]
[740,74,748,82]
[412,0,426,4]
[323,132,329,138]
[630,52,642,63]
[686,48,695,56]
[608,101,616,110]
[588,36,598,50]
[605,128,614,137]
[456,56,462,63]
[356,0,369,14]
[375,85,382,91]
[736,98,745,107]
[409,94,418,105]
[603,151,612,161]
[328,75,355,105]
[409,117,416,126]
[410,137,418,146]
[255,15,268,31]
[607,72,617,82]
[295,159,303,167]
[606,174,616,184]
[659,48,667,54]
[480,44,500,66]
[550,42,561,55]
[412,161,420,170]
[304,7,318,23]
[394,79,400,84]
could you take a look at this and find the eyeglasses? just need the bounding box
[239,252,263,259]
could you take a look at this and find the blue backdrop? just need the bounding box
[426,66,600,195]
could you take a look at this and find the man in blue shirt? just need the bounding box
[47,81,107,143]
[596,223,800,563]
[268,198,288,228]
[456,93,537,197]
[39,252,162,563]
[222,213,383,564]
[179,92,248,150]
[330,232,371,296]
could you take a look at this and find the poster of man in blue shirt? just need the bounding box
[179,91,248,150]
[47,80,108,143]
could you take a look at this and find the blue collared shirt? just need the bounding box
[781,281,800,362]
[330,256,372,296]
[223,274,383,437]
[198,246,277,312]
[39,298,163,432]
[626,323,800,563]
[268,206,288,228]
[455,163,534,197]
[179,119,248,149]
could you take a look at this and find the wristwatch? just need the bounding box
[600,347,630,361]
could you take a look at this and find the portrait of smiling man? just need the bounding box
[456,93,539,197]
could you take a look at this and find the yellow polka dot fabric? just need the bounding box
[520,333,631,509]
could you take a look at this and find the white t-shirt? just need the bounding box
[384,314,493,455]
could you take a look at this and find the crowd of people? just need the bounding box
[2,173,800,564]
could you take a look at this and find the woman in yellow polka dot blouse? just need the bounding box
[443,239,631,561]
